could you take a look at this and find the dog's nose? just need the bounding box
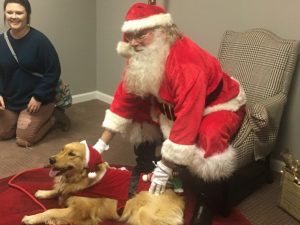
[49,157,56,165]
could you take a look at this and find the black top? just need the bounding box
[0,27,61,111]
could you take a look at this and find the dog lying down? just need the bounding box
[21,142,185,225]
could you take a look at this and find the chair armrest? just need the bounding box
[247,92,287,132]
[247,103,268,132]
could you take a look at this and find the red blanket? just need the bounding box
[0,168,197,225]
[0,168,251,225]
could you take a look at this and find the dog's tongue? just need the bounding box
[49,168,60,177]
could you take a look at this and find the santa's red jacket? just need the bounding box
[102,36,246,181]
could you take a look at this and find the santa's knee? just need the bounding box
[200,131,229,158]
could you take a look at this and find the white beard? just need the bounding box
[123,31,170,98]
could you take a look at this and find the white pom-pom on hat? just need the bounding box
[116,41,135,58]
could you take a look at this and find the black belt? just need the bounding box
[158,102,176,121]
[205,79,223,106]
[158,79,223,121]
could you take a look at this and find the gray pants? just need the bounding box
[0,103,55,147]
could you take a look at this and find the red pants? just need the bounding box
[199,107,245,157]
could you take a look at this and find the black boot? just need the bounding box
[133,141,159,173]
[191,198,214,225]
[177,167,216,225]
[128,141,159,198]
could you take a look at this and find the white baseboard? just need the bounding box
[72,91,113,104]
[95,91,113,104]
[71,91,287,173]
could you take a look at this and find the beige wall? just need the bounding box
[0,0,97,94]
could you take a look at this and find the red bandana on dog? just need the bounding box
[75,167,149,209]
[76,141,151,209]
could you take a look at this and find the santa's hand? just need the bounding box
[93,139,109,153]
[149,161,173,195]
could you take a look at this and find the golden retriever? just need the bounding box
[21,142,185,225]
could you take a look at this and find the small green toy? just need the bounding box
[169,176,184,194]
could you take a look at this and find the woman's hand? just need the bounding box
[0,96,5,110]
[27,97,41,113]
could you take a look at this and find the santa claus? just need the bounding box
[93,2,246,196]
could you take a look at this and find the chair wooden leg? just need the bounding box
[265,155,274,184]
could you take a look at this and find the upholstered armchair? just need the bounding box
[188,28,300,224]
[219,28,300,168]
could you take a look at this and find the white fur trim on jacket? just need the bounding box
[122,14,173,33]
[122,122,163,145]
[203,81,246,116]
[102,109,132,134]
[161,139,237,181]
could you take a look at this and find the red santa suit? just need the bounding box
[102,3,246,181]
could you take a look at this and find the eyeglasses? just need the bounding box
[124,28,154,42]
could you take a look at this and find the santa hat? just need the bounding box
[117,2,173,57]
[121,3,173,33]
[80,140,104,179]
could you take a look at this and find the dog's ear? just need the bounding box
[74,142,86,155]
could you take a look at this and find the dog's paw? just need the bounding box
[22,215,38,224]
[35,190,49,199]
[35,189,58,199]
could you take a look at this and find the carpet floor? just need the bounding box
[0,100,299,225]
